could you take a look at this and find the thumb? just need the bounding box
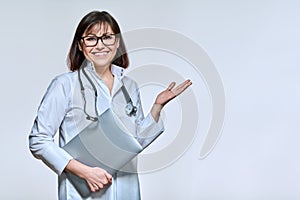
[167,82,176,91]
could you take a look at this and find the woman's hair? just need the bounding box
[67,11,129,71]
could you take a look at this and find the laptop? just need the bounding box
[62,108,143,198]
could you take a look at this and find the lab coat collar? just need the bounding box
[84,60,125,97]
[84,60,125,79]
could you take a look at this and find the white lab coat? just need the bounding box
[29,61,164,200]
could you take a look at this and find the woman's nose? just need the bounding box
[96,38,105,49]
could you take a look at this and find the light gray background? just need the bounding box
[0,0,299,199]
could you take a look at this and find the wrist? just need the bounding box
[153,103,163,109]
[150,104,163,122]
[65,159,89,179]
[152,103,163,112]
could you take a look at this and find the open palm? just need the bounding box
[155,80,192,106]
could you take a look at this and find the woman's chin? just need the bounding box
[92,60,113,69]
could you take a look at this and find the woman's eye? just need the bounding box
[86,37,97,41]
[102,35,112,40]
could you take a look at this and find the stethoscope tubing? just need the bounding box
[78,61,137,121]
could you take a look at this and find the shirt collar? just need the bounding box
[85,60,125,79]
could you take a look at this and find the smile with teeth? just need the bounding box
[92,51,109,56]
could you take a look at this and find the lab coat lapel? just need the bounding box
[111,77,123,98]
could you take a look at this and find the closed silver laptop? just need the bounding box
[63,108,143,198]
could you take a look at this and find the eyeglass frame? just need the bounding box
[80,34,117,47]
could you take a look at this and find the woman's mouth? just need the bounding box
[92,51,109,56]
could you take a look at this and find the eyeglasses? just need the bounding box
[81,34,117,47]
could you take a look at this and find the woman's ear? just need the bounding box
[78,42,83,51]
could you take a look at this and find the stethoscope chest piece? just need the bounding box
[125,102,137,116]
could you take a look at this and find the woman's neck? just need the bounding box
[94,64,114,94]
[94,64,112,79]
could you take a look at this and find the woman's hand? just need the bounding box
[65,159,112,192]
[83,166,112,192]
[151,80,192,122]
[155,80,192,106]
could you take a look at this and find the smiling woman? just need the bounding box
[28,10,191,200]
[68,11,129,73]
[79,26,119,76]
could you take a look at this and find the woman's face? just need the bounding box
[79,23,119,69]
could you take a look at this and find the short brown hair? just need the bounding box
[67,11,129,71]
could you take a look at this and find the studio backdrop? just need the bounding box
[0,0,299,199]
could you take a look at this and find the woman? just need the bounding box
[29,10,192,200]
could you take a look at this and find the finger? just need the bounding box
[104,172,113,183]
[98,183,104,189]
[101,177,108,185]
[94,182,103,189]
[97,168,111,181]
[173,80,192,95]
[178,80,191,88]
[176,80,192,89]
[181,80,192,91]
[171,80,187,91]
[88,182,96,192]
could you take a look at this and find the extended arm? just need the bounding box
[133,79,192,148]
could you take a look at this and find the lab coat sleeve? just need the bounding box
[133,83,165,148]
[29,76,73,175]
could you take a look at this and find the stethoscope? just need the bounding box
[78,61,137,122]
